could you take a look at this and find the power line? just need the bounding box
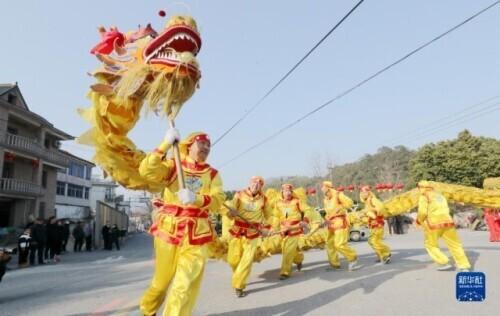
[386,94,500,145]
[219,1,500,168]
[404,101,500,144]
[212,0,366,146]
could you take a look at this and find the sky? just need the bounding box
[1,0,499,192]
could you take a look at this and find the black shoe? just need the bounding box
[296,262,303,272]
[279,274,289,280]
[235,289,247,298]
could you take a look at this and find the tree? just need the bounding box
[409,130,500,187]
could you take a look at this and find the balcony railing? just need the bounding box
[0,132,69,167]
[0,178,42,196]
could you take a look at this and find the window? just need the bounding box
[69,162,85,178]
[84,187,90,199]
[39,202,45,219]
[85,166,92,180]
[105,187,115,201]
[2,162,14,178]
[7,127,18,135]
[42,171,48,188]
[7,94,17,104]
[56,182,66,196]
[67,184,84,198]
[44,138,50,149]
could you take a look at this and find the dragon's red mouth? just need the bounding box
[143,25,201,76]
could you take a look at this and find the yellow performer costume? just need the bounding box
[360,186,391,264]
[416,182,471,271]
[139,132,225,316]
[226,176,273,297]
[321,181,361,271]
[273,184,310,280]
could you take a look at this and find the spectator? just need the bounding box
[84,222,93,251]
[18,228,31,268]
[46,217,61,263]
[30,218,46,265]
[62,221,70,252]
[73,222,85,252]
[102,222,111,250]
[111,224,120,251]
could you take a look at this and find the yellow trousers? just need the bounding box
[368,227,391,260]
[423,226,471,269]
[227,237,259,290]
[280,235,304,276]
[326,229,357,267]
[140,237,207,316]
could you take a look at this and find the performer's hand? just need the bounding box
[260,229,270,237]
[164,128,181,145]
[227,208,240,218]
[300,221,310,233]
[177,188,196,205]
[321,220,330,228]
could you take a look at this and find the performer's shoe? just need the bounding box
[326,265,341,271]
[374,258,381,263]
[296,262,303,272]
[235,289,247,298]
[383,254,391,264]
[348,260,362,271]
[437,264,454,271]
[279,274,289,280]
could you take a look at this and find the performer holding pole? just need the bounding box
[321,181,362,271]
[273,184,311,280]
[226,176,272,297]
[416,181,471,272]
[139,131,226,315]
[359,185,391,264]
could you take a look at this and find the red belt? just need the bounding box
[369,216,385,228]
[327,214,346,221]
[157,204,208,218]
[234,219,261,230]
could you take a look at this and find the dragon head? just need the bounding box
[91,15,203,118]
[140,16,201,78]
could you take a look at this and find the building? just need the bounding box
[90,177,119,211]
[0,83,72,228]
[55,150,95,220]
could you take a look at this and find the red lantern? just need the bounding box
[4,152,16,162]
[31,159,40,168]
[337,186,345,192]
[347,185,355,192]
[386,183,394,192]
[395,183,404,192]
[375,183,383,192]
[306,187,317,196]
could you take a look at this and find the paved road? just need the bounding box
[1,229,498,316]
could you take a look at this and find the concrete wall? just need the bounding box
[94,201,129,249]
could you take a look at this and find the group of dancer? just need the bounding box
[137,128,475,316]
[79,12,497,315]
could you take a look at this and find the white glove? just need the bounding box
[164,128,181,145]
[177,188,196,205]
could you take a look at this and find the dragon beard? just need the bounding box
[115,63,198,119]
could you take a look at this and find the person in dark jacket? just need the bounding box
[46,217,61,263]
[30,218,46,265]
[102,223,111,250]
[111,224,120,251]
[62,221,70,252]
[84,222,93,251]
[73,222,85,252]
